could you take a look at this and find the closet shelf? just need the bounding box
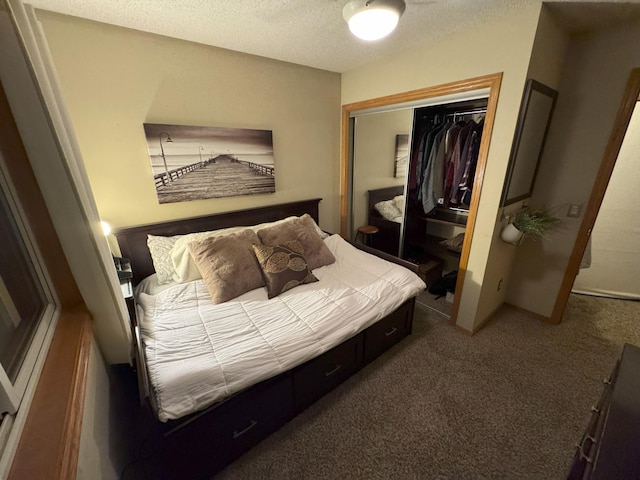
[421,207,468,227]
[408,231,463,259]
[424,234,462,258]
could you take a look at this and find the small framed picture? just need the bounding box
[394,134,409,178]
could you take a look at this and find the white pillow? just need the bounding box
[147,234,182,285]
[375,199,403,223]
[392,195,405,213]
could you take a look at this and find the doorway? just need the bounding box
[572,99,640,300]
[552,68,640,322]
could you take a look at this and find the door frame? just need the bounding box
[340,72,502,326]
[551,67,640,323]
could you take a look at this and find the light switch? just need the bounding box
[567,203,582,218]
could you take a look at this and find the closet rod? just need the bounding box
[445,108,487,117]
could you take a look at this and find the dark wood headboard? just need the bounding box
[368,186,404,217]
[114,198,321,285]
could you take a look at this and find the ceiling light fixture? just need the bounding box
[343,0,406,41]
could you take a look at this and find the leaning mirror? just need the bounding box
[501,79,558,206]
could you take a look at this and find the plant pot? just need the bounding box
[501,223,523,245]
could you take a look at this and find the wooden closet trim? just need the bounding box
[550,67,640,324]
[340,72,503,326]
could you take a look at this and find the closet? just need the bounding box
[342,73,501,326]
[402,98,487,311]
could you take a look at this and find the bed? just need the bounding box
[114,198,425,479]
[367,186,405,256]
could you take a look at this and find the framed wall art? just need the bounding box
[394,134,409,178]
[143,123,275,204]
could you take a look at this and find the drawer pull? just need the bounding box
[575,441,594,464]
[233,419,258,439]
[384,327,398,337]
[325,364,342,377]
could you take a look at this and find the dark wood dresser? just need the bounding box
[568,343,640,479]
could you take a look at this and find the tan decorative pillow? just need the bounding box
[188,229,264,304]
[252,240,318,299]
[171,225,246,283]
[256,214,335,270]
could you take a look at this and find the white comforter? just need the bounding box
[136,235,425,422]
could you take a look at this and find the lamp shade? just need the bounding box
[343,0,406,41]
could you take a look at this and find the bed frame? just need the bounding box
[367,186,404,256]
[114,198,418,479]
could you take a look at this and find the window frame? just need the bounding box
[0,148,60,476]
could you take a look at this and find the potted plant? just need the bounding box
[501,207,560,245]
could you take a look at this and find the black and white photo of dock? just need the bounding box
[143,123,275,204]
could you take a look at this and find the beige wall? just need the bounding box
[36,11,342,233]
[475,4,570,326]
[507,19,640,316]
[352,110,411,231]
[342,2,542,331]
[77,342,118,480]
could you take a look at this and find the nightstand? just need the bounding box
[121,279,136,326]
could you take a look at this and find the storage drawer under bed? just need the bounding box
[161,374,293,479]
[293,333,363,412]
[363,300,413,364]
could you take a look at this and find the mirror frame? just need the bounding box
[501,79,558,206]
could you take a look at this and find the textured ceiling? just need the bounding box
[26,0,640,73]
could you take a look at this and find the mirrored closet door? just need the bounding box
[343,74,502,323]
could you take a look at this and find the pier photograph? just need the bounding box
[394,134,408,178]
[143,123,275,204]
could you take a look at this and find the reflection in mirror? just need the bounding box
[351,109,414,255]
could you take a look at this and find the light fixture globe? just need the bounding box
[343,0,406,41]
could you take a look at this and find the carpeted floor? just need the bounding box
[416,290,453,318]
[214,294,639,479]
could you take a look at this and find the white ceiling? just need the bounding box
[26,0,640,73]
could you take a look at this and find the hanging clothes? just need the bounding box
[413,108,485,215]
[420,122,451,213]
[459,119,484,206]
[449,120,477,206]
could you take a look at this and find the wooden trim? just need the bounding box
[340,106,351,238]
[550,68,640,324]
[449,73,502,326]
[1,70,89,480]
[339,72,503,326]
[8,309,92,480]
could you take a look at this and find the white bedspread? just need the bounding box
[136,235,425,422]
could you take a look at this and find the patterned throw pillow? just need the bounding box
[147,234,181,284]
[256,215,335,271]
[252,240,318,299]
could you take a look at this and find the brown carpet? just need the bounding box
[416,290,453,318]
[215,294,640,479]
